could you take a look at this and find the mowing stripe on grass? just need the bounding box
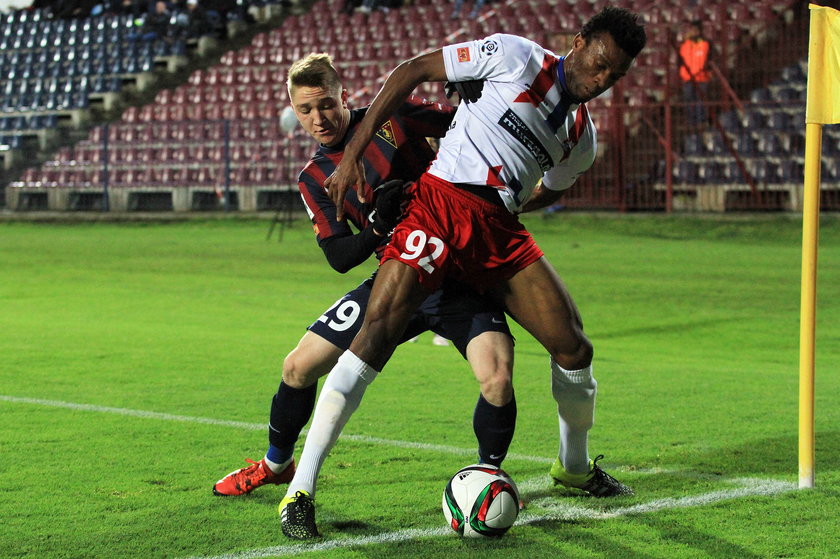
[0,394,548,463]
[182,477,796,559]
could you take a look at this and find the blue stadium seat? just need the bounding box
[823,159,840,182]
[749,88,772,104]
[775,87,799,103]
[673,160,698,183]
[702,131,727,156]
[823,135,840,156]
[697,161,724,184]
[741,110,766,130]
[748,159,780,183]
[765,111,792,131]
[780,132,805,155]
[781,63,806,83]
[778,160,803,183]
[756,131,783,155]
[732,132,757,155]
[723,161,747,183]
[719,111,741,132]
[682,134,702,155]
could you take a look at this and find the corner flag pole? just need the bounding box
[798,122,820,490]
[799,3,840,489]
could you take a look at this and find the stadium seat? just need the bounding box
[749,88,772,104]
[697,161,724,184]
[747,159,780,183]
[718,111,742,132]
[673,159,697,183]
[780,132,805,155]
[722,161,747,183]
[774,87,799,103]
[732,132,757,155]
[702,131,727,156]
[755,131,782,155]
[741,110,766,130]
[778,159,803,183]
[765,111,792,131]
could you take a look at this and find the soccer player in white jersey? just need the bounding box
[280,6,647,538]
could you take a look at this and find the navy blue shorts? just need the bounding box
[307,275,512,359]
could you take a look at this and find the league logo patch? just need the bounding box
[376,120,397,148]
[457,47,471,63]
[479,39,499,57]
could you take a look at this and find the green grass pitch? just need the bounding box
[1,214,839,559]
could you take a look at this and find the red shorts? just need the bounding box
[382,173,544,292]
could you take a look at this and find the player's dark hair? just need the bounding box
[580,6,647,59]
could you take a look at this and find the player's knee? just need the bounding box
[551,334,593,371]
[282,349,319,389]
[480,375,513,407]
[477,361,514,406]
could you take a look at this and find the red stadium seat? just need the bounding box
[155,89,171,104]
[252,32,268,48]
[168,105,185,121]
[137,105,154,122]
[171,87,187,104]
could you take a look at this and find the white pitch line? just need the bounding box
[519,477,797,522]
[0,395,799,558]
[0,394,547,463]
[182,477,796,559]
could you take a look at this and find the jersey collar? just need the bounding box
[555,56,581,112]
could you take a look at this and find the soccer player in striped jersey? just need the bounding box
[214,55,518,534]
[281,6,646,538]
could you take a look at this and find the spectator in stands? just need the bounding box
[118,0,148,18]
[127,0,177,42]
[450,0,485,20]
[357,0,399,13]
[204,0,254,25]
[181,0,220,39]
[678,19,712,125]
[340,0,359,14]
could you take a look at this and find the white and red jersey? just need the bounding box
[431,33,597,213]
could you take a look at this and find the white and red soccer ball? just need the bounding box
[442,464,521,538]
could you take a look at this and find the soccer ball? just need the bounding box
[442,464,520,538]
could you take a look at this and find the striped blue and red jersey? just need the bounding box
[298,96,455,254]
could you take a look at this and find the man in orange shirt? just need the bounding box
[679,20,711,125]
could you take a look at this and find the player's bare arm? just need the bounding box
[521,184,566,213]
[324,50,448,219]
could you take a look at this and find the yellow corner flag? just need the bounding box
[799,3,840,490]
[806,4,840,124]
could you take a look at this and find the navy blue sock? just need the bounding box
[473,392,517,467]
[267,381,317,463]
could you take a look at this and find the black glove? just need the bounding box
[444,79,484,104]
[371,179,409,236]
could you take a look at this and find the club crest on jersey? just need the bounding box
[479,39,500,58]
[457,47,471,63]
[376,120,397,148]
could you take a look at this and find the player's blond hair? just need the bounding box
[286,53,342,95]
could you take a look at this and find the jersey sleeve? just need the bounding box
[541,125,598,191]
[396,96,456,139]
[298,167,354,243]
[441,33,534,84]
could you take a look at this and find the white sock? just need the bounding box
[551,360,597,475]
[285,351,379,498]
[263,455,292,474]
